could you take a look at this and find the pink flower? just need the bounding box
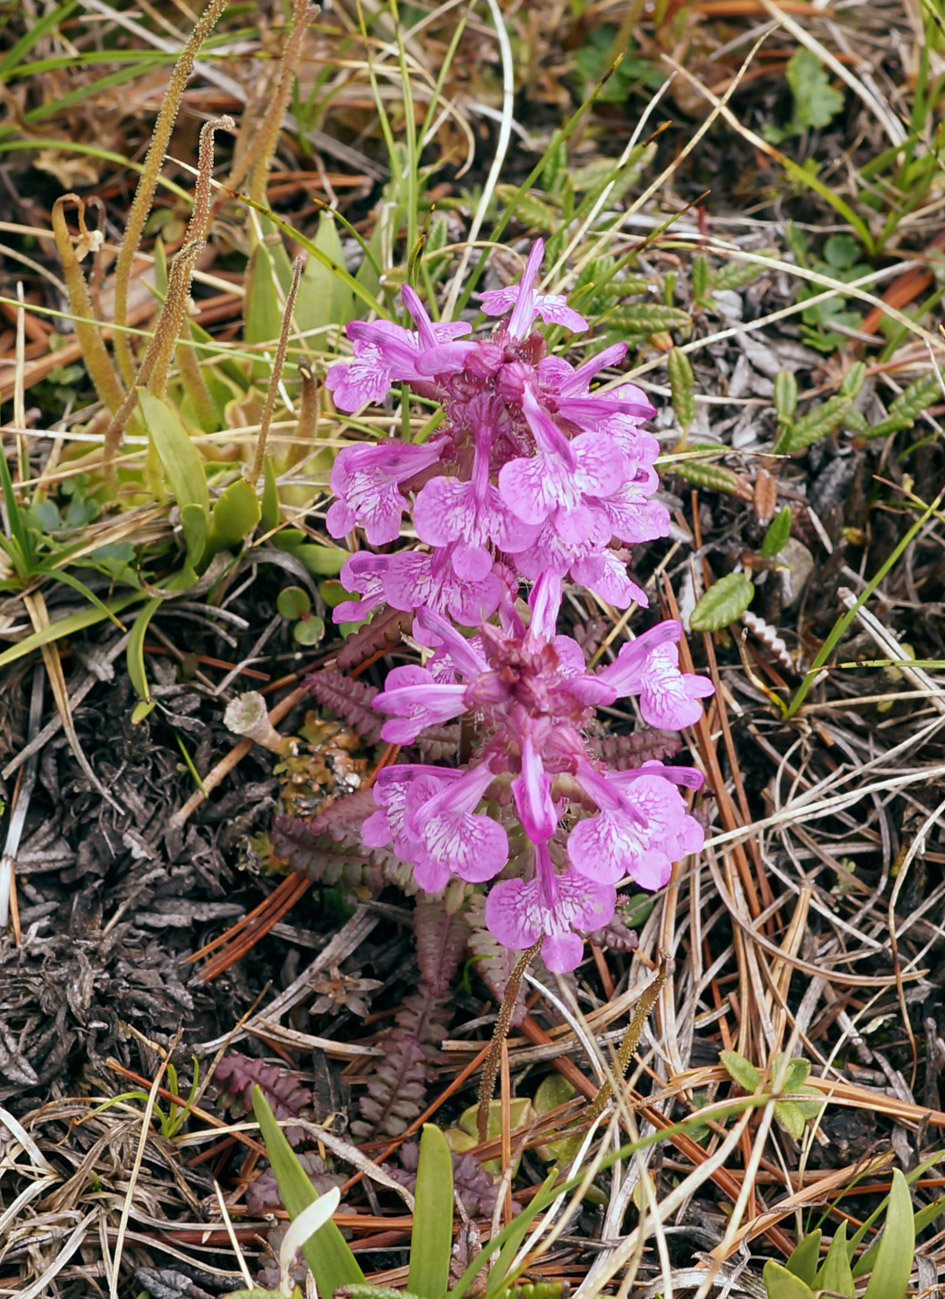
[567,764,704,888]
[368,763,509,892]
[480,240,589,338]
[485,843,616,972]
[597,624,715,730]
[327,440,446,545]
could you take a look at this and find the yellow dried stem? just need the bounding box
[111,0,229,384]
[50,196,125,413]
[239,0,313,205]
[580,960,669,1134]
[143,116,234,400]
[477,939,542,1144]
[250,254,305,485]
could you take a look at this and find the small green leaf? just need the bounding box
[712,249,778,292]
[720,1049,762,1092]
[608,303,692,334]
[127,596,162,704]
[761,506,792,558]
[691,253,712,306]
[667,347,696,434]
[292,617,324,646]
[408,1124,454,1299]
[840,360,867,397]
[671,458,743,494]
[776,1056,812,1091]
[786,47,844,130]
[207,476,261,555]
[137,388,209,567]
[774,394,852,454]
[774,370,798,423]
[862,1169,915,1299]
[252,1087,364,1293]
[785,1229,821,1285]
[763,1260,816,1299]
[814,1221,855,1297]
[690,573,754,633]
[277,586,312,619]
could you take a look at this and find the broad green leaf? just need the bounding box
[251,1087,364,1293]
[336,1289,424,1299]
[762,1260,815,1299]
[245,238,285,375]
[785,1229,821,1285]
[720,1050,762,1093]
[862,1169,914,1299]
[137,389,209,513]
[295,211,356,336]
[761,506,793,558]
[277,586,312,619]
[690,573,754,633]
[774,1099,808,1142]
[207,476,261,555]
[408,1124,454,1299]
[288,543,349,577]
[814,1221,854,1297]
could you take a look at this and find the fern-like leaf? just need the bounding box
[352,903,467,1140]
[305,669,382,744]
[214,1051,312,1145]
[590,729,684,768]
[335,607,413,671]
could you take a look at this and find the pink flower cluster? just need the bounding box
[324,243,713,971]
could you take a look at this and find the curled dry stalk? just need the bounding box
[477,940,541,1143]
[50,196,125,414]
[110,0,229,385]
[100,116,234,486]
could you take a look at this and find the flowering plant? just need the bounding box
[323,241,713,972]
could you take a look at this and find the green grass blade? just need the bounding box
[0,594,143,671]
[0,1,79,79]
[252,1087,365,1292]
[862,1170,915,1299]
[408,1124,454,1299]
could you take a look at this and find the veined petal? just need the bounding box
[485,851,616,970]
[638,643,715,730]
[567,808,672,887]
[596,621,682,696]
[325,348,392,411]
[373,666,468,743]
[535,294,588,332]
[511,737,558,844]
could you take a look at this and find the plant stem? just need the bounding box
[111,0,229,384]
[477,941,541,1144]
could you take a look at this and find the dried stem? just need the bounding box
[579,959,669,1133]
[50,196,125,414]
[477,940,541,1143]
[101,117,234,480]
[250,253,306,485]
[226,0,313,205]
[111,0,229,384]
